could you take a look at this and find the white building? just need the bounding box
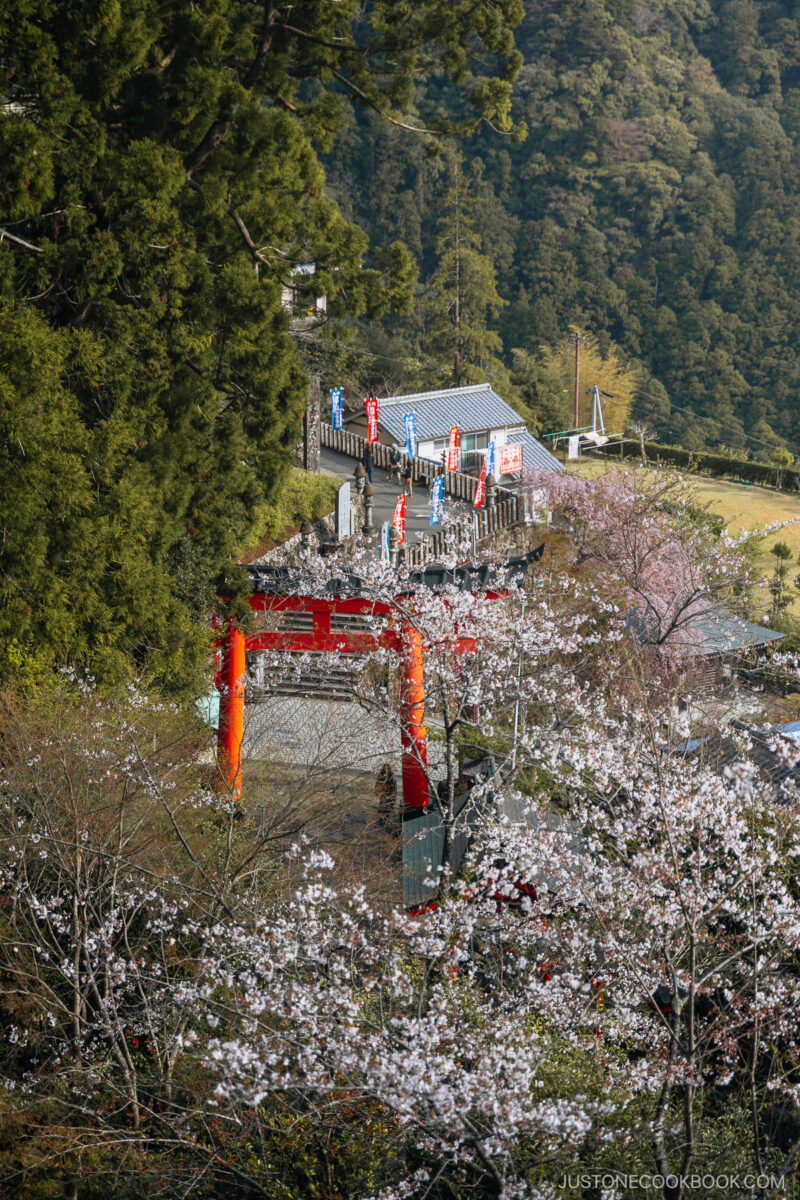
[346,383,563,477]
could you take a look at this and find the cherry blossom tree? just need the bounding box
[525,466,762,652]
[3,545,800,1199]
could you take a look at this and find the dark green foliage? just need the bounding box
[423,149,508,387]
[0,0,524,687]
[324,0,800,455]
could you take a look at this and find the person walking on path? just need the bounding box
[388,443,402,483]
[401,461,413,496]
[362,446,374,484]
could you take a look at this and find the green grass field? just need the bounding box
[567,454,800,609]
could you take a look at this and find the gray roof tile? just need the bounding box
[370,383,563,472]
[506,429,564,473]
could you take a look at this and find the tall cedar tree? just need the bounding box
[424,149,508,388]
[0,0,524,687]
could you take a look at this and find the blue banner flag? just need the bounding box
[331,386,343,430]
[403,411,416,460]
[430,475,444,525]
[380,520,390,562]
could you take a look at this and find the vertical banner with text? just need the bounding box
[380,520,390,562]
[366,397,379,442]
[446,424,460,471]
[330,386,343,430]
[473,458,486,507]
[392,494,407,544]
[430,476,444,525]
[403,412,416,460]
[485,439,496,482]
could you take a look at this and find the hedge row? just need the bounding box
[596,440,800,492]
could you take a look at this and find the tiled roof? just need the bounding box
[365,383,563,472]
[678,721,800,798]
[506,429,564,473]
[402,777,584,908]
[626,607,785,656]
[377,383,521,442]
[674,610,785,656]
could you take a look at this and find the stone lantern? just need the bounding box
[300,519,315,552]
[363,482,375,535]
[485,473,497,509]
[354,461,366,495]
[388,524,401,567]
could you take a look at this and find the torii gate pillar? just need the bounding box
[218,623,246,798]
[399,620,430,808]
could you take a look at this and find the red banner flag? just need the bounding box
[446,424,459,471]
[498,443,522,475]
[392,494,407,544]
[366,397,379,442]
[473,458,486,508]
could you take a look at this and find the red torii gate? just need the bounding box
[217,590,431,808]
[217,551,542,806]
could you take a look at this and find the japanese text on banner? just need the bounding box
[446,424,459,471]
[366,397,379,442]
[474,441,495,507]
[392,494,406,544]
[430,476,444,525]
[498,443,521,474]
[403,412,416,460]
[485,439,496,481]
[330,387,343,430]
[474,458,486,508]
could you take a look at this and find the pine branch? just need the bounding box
[330,70,437,135]
[0,228,45,254]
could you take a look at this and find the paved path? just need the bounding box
[320,446,456,543]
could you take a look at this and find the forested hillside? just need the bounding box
[322,0,800,455]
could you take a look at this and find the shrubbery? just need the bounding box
[598,441,800,491]
[245,469,339,546]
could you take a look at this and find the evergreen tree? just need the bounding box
[0,0,525,686]
[320,0,800,457]
[423,150,508,387]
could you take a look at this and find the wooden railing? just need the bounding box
[321,423,520,564]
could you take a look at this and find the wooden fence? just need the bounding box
[321,423,521,565]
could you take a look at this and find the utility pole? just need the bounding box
[573,330,581,429]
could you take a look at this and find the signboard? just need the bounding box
[567,435,580,460]
[380,520,390,562]
[366,397,379,443]
[330,386,343,430]
[446,424,459,471]
[392,494,407,544]
[498,443,522,475]
[430,476,444,525]
[403,412,416,460]
[335,481,351,540]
